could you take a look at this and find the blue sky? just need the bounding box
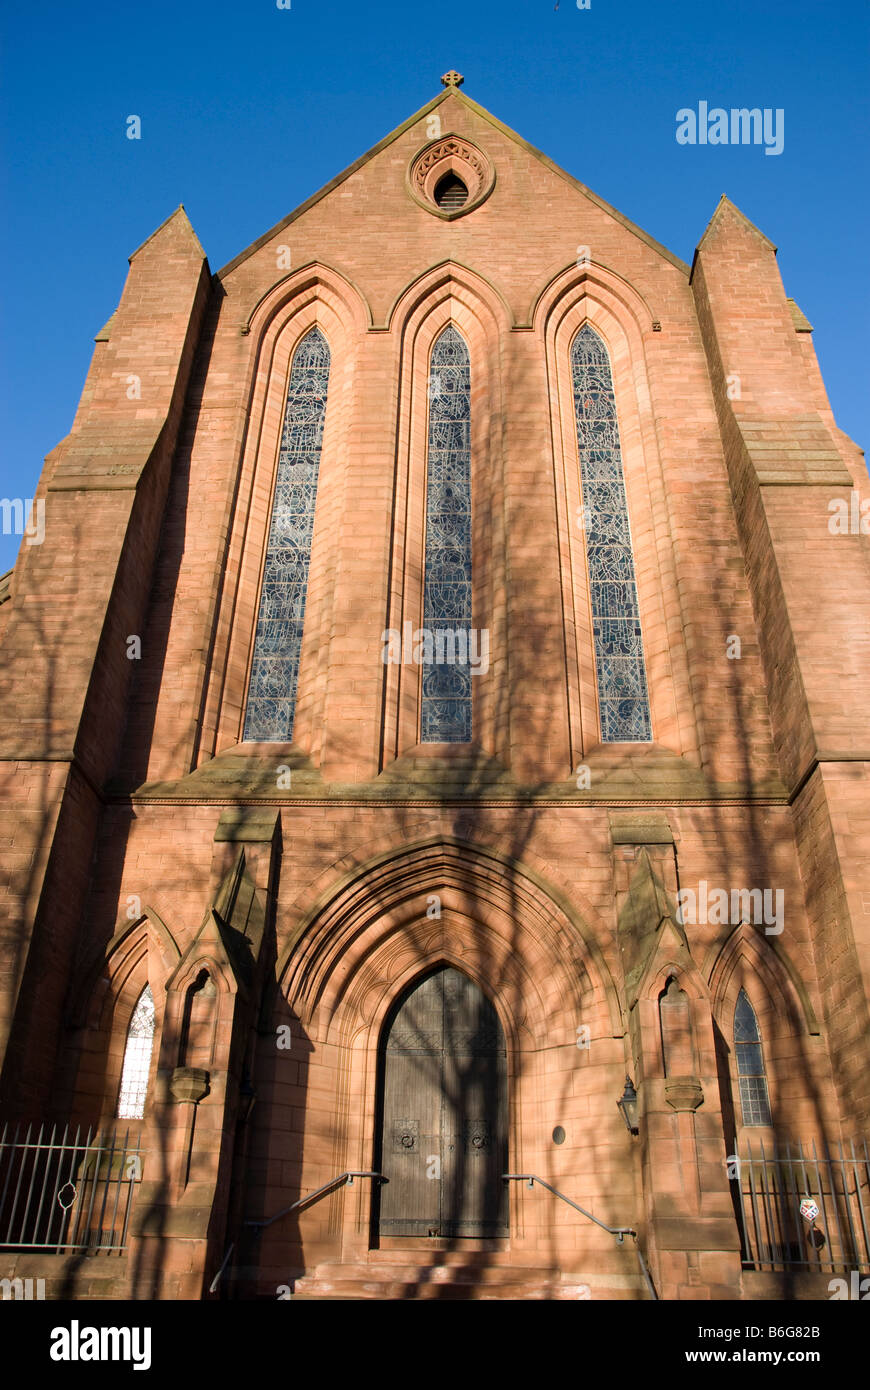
[1,0,867,573]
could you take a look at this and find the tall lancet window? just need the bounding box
[421,325,472,743]
[244,326,331,742]
[117,985,155,1120]
[571,325,652,742]
[734,988,772,1126]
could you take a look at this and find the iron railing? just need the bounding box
[0,1122,143,1254]
[503,1173,658,1300]
[733,1138,870,1273]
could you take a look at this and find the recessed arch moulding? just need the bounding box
[535,262,697,768]
[200,264,367,766]
[706,921,835,1141]
[63,909,180,1127]
[252,838,639,1276]
[381,264,510,767]
[201,258,516,778]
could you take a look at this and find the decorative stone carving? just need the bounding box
[664,1076,704,1112]
[408,136,494,220]
[169,1066,210,1104]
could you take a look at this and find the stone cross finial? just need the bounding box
[441,70,464,88]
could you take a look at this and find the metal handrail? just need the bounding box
[208,1241,235,1294]
[246,1170,386,1232]
[503,1173,658,1300]
[209,1171,386,1294]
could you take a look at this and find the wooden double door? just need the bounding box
[377,967,508,1239]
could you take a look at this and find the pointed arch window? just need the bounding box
[734,988,772,1126]
[117,985,155,1120]
[571,324,652,742]
[421,325,472,743]
[244,326,331,742]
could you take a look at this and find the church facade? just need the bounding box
[1,74,868,1302]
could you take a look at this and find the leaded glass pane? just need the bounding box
[422,325,472,743]
[734,988,761,1043]
[117,985,155,1120]
[244,327,331,741]
[734,990,772,1125]
[736,1042,764,1074]
[572,325,652,742]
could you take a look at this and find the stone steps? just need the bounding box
[291,1260,593,1301]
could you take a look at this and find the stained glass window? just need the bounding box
[421,325,472,743]
[571,325,652,742]
[734,989,772,1126]
[243,326,331,742]
[117,985,155,1120]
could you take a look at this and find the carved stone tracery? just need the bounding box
[408,137,494,219]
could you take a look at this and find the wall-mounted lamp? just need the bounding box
[617,1076,639,1135]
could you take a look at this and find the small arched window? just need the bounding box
[117,985,155,1120]
[734,988,772,1126]
[434,174,468,211]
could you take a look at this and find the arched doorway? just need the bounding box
[375,966,508,1239]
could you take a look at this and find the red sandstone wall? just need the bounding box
[0,88,866,1299]
[122,91,780,791]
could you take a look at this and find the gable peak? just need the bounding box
[696,194,777,256]
[128,204,206,265]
